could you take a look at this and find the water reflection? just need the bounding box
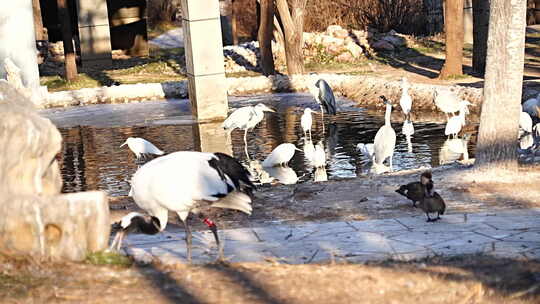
[264,166,299,185]
[438,134,471,165]
[48,97,482,197]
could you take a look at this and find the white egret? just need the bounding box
[262,143,301,167]
[373,96,396,172]
[120,137,164,160]
[308,78,337,134]
[303,139,316,164]
[109,151,255,262]
[399,77,412,118]
[434,88,467,118]
[222,103,275,158]
[356,143,374,161]
[444,101,469,138]
[520,111,533,134]
[300,108,314,141]
[311,141,327,168]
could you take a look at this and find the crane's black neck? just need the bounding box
[128,215,161,235]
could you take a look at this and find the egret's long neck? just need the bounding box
[458,107,466,123]
[384,104,392,126]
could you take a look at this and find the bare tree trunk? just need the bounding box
[57,0,77,81]
[472,0,490,75]
[275,0,307,75]
[32,0,44,41]
[231,0,238,45]
[475,0,527,172]
[257,0,275,75]
[440,0,464,79]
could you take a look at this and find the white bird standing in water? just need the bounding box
[520,111,533,134]
[311,141,327,168]
[222,103,275,159]
[120,137,164,160]
[109,151,255,262]
[356,143,374,161]
[373,96,396,172]
[301,108,314,141]
[399,77,412,118]
[262,143,301,167]
[444,101,470,138]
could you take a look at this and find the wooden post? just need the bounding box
[257,0,275,75]
[57,0,77,81]
[32,0,44,41]
[231,0,238,44]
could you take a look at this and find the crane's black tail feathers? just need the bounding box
[210,152,256,196]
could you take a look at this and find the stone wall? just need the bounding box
[0,81,110,261]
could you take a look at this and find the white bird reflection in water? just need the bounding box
[519,134,534,151]
[303,139,316,164]
[402,119,415,153]
[264,166,299,185]
[438,134,471,165]
[313,166,328,182]
[247,160,274,184]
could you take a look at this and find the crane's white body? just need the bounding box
[373,103,396,171]
[356,143,375,161]
[130,151,252,230]
[301,108,314,140]
[522,94,540,118]
[399,78,412,116]
[121,137,164,160]
[262,143,299,167]
[520,111,533,133]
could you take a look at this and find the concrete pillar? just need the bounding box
[182,0,229,122]
[463,0,473,44]
[192,122,233,154]
[75,0,112,66]
[0,1,40,89]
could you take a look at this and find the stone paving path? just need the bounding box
[122,208,540,265]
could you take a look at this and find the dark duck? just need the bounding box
[395,171,433,207]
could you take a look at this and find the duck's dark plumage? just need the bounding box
[418,181,446,222]
[396,171,433,207]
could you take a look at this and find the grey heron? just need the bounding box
[309,78,337,134]
[373,96,397,172]
[222,103,275,159]
[120,137,164,161]
[522,93,540,118]
[109,151,255,262]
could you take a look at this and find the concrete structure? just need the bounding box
[75,0,112,66]
[182,0,229,121]
[193,121,233,154]
[122,209,540,264]
[0,1,40,89]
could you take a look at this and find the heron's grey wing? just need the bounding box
[319,82,336,115]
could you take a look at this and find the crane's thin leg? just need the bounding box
[243,129,250,161]
[389,155,393,172]
[200,215,224,261]
[309,129,313,142]
[319,105,326,135]
[183,219,193,263]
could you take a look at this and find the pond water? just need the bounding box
[40,93,478,197]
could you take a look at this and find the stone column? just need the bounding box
[182,0,229,122]
[75,0,112,66]
[192,122,233,154]
[0,1,40,89]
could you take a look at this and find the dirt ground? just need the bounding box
[109,163,540,232]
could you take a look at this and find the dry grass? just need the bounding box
[0,255,538,303]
